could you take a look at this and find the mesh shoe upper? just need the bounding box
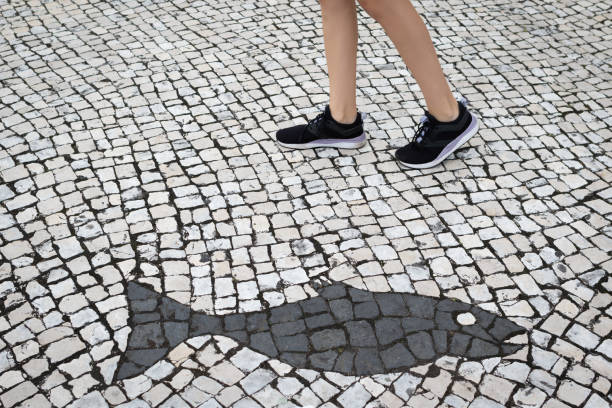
[276,105,364,145]
[395,100,471,165]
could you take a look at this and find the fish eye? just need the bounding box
[457,312,476,326]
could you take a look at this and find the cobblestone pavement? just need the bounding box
[0,0,610,407]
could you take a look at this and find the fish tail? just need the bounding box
[116,281,192,380]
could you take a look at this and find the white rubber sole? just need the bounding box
[277,132,367,150]
[398,112,479,169]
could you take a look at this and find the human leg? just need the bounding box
[275,0,366,149]
[320,0,359,124]
[358,0,479,168]
[357,0,459,122]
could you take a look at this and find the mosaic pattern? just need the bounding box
[0,0,611,407]
[119,281,524,379]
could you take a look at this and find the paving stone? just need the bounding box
[565,324,600,349]
[337,382,372,408]
[423,369,453,398]
[479,374,515,404]
[310,350,337,371]
[208,362,245,386]
[305,313,336,330]
[310,378,340,402]
[275,334,309,353]
[277,377,304,397]
[556,379,591,406]
[375,293,409,316]
[393,373,422,401]
[45,337,86,363]
[0,381,38,408]
[354,301,380,319]
[239,368,276,394]
[457,312,476,325]
[334,350,355,374]
[300,297,329,316]
[583,393,609,408]
[494,361,531,383]
[346,321,377,347]
[329,298,354,322]
[311,329,347,351]
[406,332,436,360]
[374,318,403,345]
[0,0,610,406]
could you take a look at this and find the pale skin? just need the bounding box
[321,0,460,124]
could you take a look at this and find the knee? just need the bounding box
[357,0,386,21]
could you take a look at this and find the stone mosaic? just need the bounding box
[119,280,525,379]
[0,0,610,407]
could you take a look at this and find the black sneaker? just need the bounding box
[276,105,366,149]
[395,98,479,169]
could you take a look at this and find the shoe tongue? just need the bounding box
[324,105,332,119]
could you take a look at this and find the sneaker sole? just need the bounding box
[277,132,367,150]
[398,112,479,169]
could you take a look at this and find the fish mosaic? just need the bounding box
[117,279,526,380]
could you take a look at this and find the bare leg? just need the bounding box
[358,0,459,122]
[320,0,359,124]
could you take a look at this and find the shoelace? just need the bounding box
[300,110,326,142]
[410,95,468,147]
[411,115,432,147]
[309,111,326,129]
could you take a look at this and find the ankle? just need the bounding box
[430,99,460,122]
[330,106,358,124]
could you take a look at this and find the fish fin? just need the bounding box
[501,344,523,356]
[116,281,191,381]
[116,348,169,380]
